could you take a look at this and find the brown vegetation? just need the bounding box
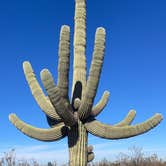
[89,146,166,166]
[0,147,166,166]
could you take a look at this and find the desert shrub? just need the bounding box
[1,147,166,166]
[0,149,40,166]
[88,146,166,166]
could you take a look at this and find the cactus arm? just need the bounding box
[23,61,61,121]
[88,152,94,162]
[85,114,163,139]
[78,28,106,119]
[114,110,136,127]
[9,114,67,142]
[72,0,87,97]
[41,69,76,126]
[87,145,94,162]
[57,25,70,99]
[91,91,110,117]
[87,145,93,153]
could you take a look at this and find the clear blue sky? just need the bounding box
[0,0,166,164]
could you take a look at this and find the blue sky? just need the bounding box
[0,0,166,164]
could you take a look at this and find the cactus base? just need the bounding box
[68,120,88,166]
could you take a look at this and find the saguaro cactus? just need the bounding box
[9,0,163,165]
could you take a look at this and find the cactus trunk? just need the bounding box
[68,120,88,166]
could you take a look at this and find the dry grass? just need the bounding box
[0,146,165,166]
[89,146,166,166]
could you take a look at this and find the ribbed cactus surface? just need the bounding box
[9,0,163,166]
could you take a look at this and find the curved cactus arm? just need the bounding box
[57,25,70,99]
[41,69,76,126]
[9,114,67,142]
[85,114,163,139]
[78,28,106,119]
[23,61,61,121]
[114,110,136,127]
[72,0,87,97]
[91,91,110,117]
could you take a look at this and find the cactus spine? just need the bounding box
[9,0,163,165]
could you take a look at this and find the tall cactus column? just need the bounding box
[72,0,87,98]
[9,0,163,166]
[68,120,88,166]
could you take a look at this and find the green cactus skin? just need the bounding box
[57,25,70,100]
[23,61,61,122]
[114,110,136,127]
[9,0,163,165]
[72,0,87,98]
[9,114,66,141]
[91,91,110,117]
